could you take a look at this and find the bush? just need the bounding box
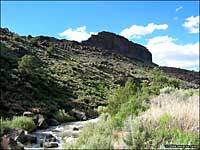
[45,46,54,56]
[53,109,75,123]
[11,116,36,132]
[160,86,175,94]
[68,114,114,149]
[1,116,36,133]
[108,78,137,116]
[123,113,199,149]
[30,38,38,45]
[18,55,42,74]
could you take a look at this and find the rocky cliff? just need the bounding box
[83,31,152,63]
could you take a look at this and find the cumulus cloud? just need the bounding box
[176,6,183,12]
[182,16,200,33]
[120,23,168,39]
[59,26,97,42]
[146,36,199,70]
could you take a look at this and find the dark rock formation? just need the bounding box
[0,135,24,150]
[33,114,49,129]
[161,66,199,86]
[47,119,60,126]
[83,31,152,63]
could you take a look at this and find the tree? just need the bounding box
[18,55,42,74]
[45,46,54,56]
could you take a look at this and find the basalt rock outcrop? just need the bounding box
[161,66,199,86]
[83,31,152,63]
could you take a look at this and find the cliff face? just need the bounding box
[83,31,152,63]
[161,66,199,85]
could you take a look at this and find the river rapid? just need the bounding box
[24,118,99,149]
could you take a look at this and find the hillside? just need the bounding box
[0,28,199,118]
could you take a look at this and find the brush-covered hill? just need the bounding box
[0,28,198,118]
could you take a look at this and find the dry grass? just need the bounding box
[140,89,199,134]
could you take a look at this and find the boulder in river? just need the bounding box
[73,127,79,131]
[8,128,37,144]
[43,142,58,148]
[0,135,24,150]
[47,118,60,126]
[26,134,37,144]
[70,109,87,121]
[45,134,57,142]
[10,128,27,144]
[34,114,49,129]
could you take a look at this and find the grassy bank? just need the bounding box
[66,69,199,149]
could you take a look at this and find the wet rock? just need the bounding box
[26,134,37,144]
[8,128,37,144]
[48,119,60,126]
[45,134,57,142]
[10,128,27,144]
[23,111,34,117]
[73,127,79,131]
[70,109,87,121]
[43,142,58,148]
[0,135,24,150]
[34,114,48,129]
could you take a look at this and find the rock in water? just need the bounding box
[43,142,58,148]
[0,135,23,150]
[34,114,49,129]
[26,134,37,144]
[47,118,60,126]
[10,128,27,144]
[73,127,79,131]
[70,109,87,121]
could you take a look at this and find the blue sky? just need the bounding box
[1,1,199,71]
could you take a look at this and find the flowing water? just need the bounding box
[24,118,99,149]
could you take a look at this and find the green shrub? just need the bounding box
[0,117,12,135]
[11,116,36,132]
[53,109,75,123]
[68,114,114,149]
[124,113,199,149]
[30,38,38,45]
[160,86,175,94]
[97,106,108,114]
[45,46,54,56]
[18,55,42,74]
[108,78,137,116]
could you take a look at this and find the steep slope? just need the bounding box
[161,66,199,85]
[0,28,155,118]
[0,28,199,119]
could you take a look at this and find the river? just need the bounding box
[24,118,99,149]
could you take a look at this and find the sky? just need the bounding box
[1,1,199,71]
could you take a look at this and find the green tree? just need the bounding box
[45,46,54,56]
[18,55,42,74]
[108,78,137,116]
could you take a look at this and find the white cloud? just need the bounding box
[59,26,97,42]
[182,16,200,34]
[176,6,183,12]
[120,23,168,39]
[146,36,199,70]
